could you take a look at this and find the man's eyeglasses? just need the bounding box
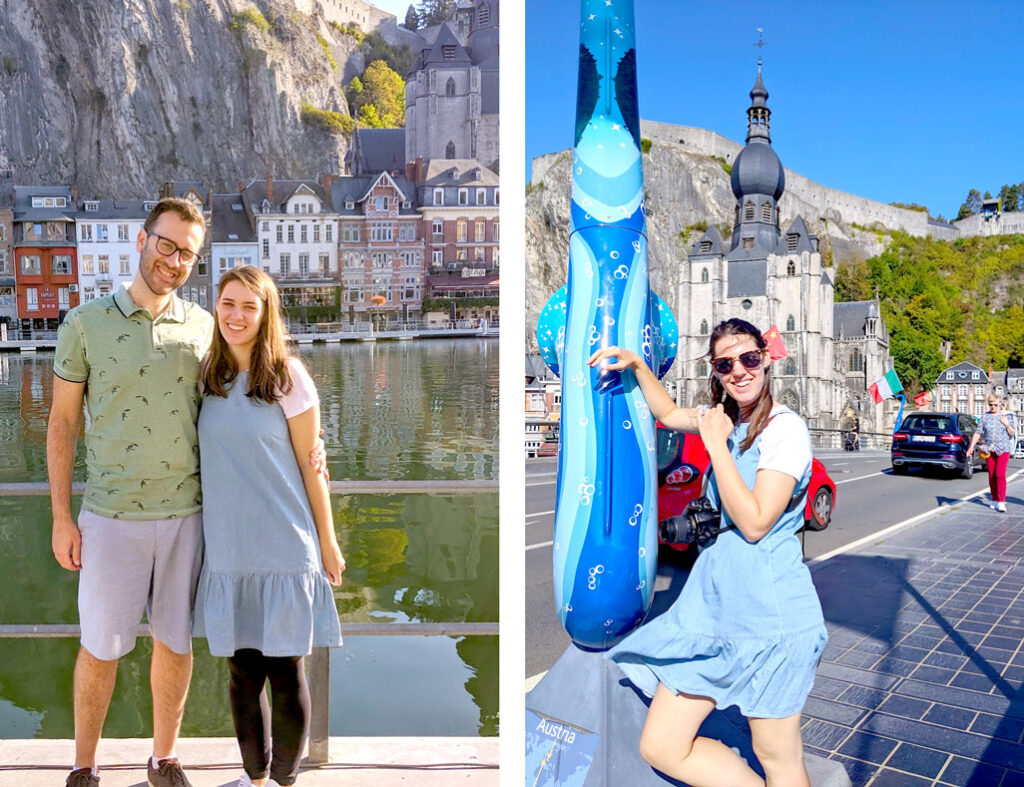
[147,231,199,265]
[711,351,764,375]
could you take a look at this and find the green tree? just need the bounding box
[416,0,454,26]
[999,183,1021,213]
[404,4,419,29]
[956,188,982,220]
[352,60,405,127]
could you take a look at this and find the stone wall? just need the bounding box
[953,211,1024,238]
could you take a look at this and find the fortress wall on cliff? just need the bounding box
[953,211,1024,238]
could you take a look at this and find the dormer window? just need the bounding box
[345,200,355,210]
[144,201,158,211]
[458,188,468,206]
[85,202,99,212]
[402,200,411,209]
[971,371,979,380]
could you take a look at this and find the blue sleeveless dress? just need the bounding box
[607,411,827,718]
[194,371,342,658]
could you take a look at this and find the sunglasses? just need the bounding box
[711,351,764,375]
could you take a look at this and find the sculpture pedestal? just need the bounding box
[525,644,851,787]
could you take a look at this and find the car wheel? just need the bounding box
[804,487,833,532]
[961,458,974,480]
[892,463,908,475]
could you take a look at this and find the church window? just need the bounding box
[785,314,795,332]
[761,203,772,222]
[734,204,740,224]
[700,267,709,283]
[786,260,796,276]
[478,3,490,25]
[446,77,456,97]
[699,241,711,254]
[742,237,754,249]
[784,359,796,375]
[445,140,456,159]
[744,201,755,221]
[699,319,708,335]
[786,234,799,252]
[849,348,864,373]
[781,390,800,413]
[697,361,708,377]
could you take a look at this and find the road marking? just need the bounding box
[526,671,547,692]
[832,462,849,466]
[526,480,556,488]
[526,509,555,519]
[834,470,885,486]
[808,469,1024,567]
[526,540,554,552]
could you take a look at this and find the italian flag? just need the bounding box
[869,369,903,403]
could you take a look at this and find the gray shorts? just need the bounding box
[78,509,203,661]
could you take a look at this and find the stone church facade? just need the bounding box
[404,0,499,173]
[675,66,897,436]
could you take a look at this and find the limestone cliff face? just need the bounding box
[525,120,893,348]
[0,0,361,197]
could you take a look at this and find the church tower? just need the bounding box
[728,63,784,262]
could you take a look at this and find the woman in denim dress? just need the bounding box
[589,318,826,787]
[195,266,344,787]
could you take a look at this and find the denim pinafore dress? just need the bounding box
[608,412,827,718]
[194,371,341,658]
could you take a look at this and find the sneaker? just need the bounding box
[66,768,99,786]
[236,775,279,787]
[998,502,1008,512]
[991,502,999,510]
[148,757,193,787]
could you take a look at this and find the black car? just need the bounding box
[891,412,983,478]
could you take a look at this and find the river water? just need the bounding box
[0,339,499,738]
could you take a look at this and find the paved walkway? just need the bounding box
[805,474,1024,785]
[0,737,498,786]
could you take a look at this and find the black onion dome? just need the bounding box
[730,141,785,201]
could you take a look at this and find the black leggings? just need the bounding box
[227,649,310,786]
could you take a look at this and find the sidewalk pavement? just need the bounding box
[805,477,1024,785]
[0,737,498,786]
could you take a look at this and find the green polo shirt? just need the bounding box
[53,287,214,520]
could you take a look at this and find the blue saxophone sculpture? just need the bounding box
[537,0,677,650]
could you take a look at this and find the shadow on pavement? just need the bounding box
[816,553,1024,784]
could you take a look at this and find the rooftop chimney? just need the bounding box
[266,175,273,203]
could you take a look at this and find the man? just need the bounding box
[48,197,212,787]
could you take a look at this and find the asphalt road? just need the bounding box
[525,450,1024,680]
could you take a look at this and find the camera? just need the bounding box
[658,496,722,546]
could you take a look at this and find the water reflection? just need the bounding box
[0,341,498,737]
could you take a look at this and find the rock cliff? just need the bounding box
[526,120,898,348]
[0,0,362,197]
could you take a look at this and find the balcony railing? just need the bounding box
[0,479,499,762]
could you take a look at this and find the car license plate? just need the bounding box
[912,435,936,442]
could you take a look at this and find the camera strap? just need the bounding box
[702,465,809,539]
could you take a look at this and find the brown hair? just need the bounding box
[200,265,294,403]
[143,197,206,232]
[707,318,774,452]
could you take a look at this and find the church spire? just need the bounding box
[746,61,771,143]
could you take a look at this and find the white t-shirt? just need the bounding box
[756,405,812,483]
[278,358,319,419]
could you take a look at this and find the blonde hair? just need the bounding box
[200,265,294,403]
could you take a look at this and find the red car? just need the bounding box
[657,424,835,551]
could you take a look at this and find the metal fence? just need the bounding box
[0,479,499,762]
[809,428,891,452]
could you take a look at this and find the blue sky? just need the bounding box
[526,0,1022,220]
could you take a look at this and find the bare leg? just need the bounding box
[638,685,764,787]
[73,647,119,769]
[749,714,809,787]
[152,638,193,758]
